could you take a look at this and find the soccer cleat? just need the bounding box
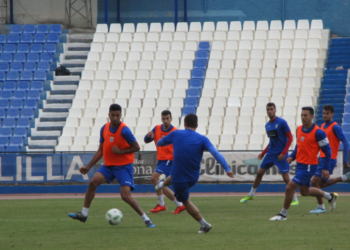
[269,214,287,221]
[291,200,299,206]
[198,223,212,234]
[309,207,326,213]
[329,193,338,211]
[68,212,87,223]
[171,205,185,214]
[145,220,156,228]
[150,204,166,213]
[240,195,255,203]
[155,181,164,191]
[345,172,350,183]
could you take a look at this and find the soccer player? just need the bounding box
[144,110,185,214]
[68,104,155,228]
[310,105,350,213]
[240,103,299,205]
[270,107,337,221]
[154,114,234,233]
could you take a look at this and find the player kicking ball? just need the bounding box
[144,110,185,214]
[310,105,350,213]
[270,107,337,221]
[68,104,155,228]
[240,103,299,205]
[154,114,234,233]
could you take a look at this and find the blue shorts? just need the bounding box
[97,163,135,190]
[292,163,318,186]
[314,158,337,182]
[155,160,172,177]
[260,153,290,173]
[172,179,197,202]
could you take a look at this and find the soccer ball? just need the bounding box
[106,208,123,225]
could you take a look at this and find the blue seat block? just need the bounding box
[40,53,53,62]
[193,59,207,69]
[0,100,9,109]
[27,53,40,63]
[33,33,46,43]
[2,118,16,128]
[0,34,5,44]
[191,68,205,79]
[14,127,27,138]
[37,24,49,34]
[184,97,198,107]
[10,25,22,34]
[7,108,20,119]
[343,115,350,124]
[20,71,33,81]
[50,24,62,34]
[0,145,4,152]
[1,54,13,62]
[13,53,26,63]
[0,62,9,72]
[24,62,36,71]
[17,81,30,91]
[4,44,16,54]
[189,79,203,89]
[10,136,23,147]
[6,71,19,81]
[34,71,47,81]
[17,44,29,54]
[10,62,23,72]
[23,25,36,34]
[31,81,44,91]
[0,90,13,100]
[182,106,196,116]
[30,44,43,53]
[186,88,201,98]
[0,44,2,52]
[24,99,37,110]
[0,137,9,146]
[17,118,30,128]
[37,62,49,72]
[0,127,12,138]
[44,44,56,53]
[47,34,59,44]
[198,41,211,51]
[0,109,5,119]
[13,90,26,100]
[3,81,16,91]
[21,108,34,119]
[196,51,209,61]
[20,34,33,44]
[0,71,6,81]
[10,99,23,109]
[6,145,19,152]
[7,34,20,44]
[27,90,40,100]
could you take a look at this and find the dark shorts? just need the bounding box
[155,160,172,177]
[292,163,318,186]
[314,158,337,182]
[260,153,290,173]
[172,179,197,202]
[97,163,135,190]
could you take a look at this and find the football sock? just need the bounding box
[141,213,150,222]
[158,195,165,206]
[293,193,298,201]
[173,199,183,207]
[280,208,288,217]
[249,187,257,197]
[323,192,332,201]
[82,207,89,217]
[318,204,326,210]
[341,175,348,182]
[199,218,208,227]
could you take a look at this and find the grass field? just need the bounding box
[0,195,348,250]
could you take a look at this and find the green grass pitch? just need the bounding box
[0,196,348,250]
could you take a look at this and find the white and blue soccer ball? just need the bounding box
[106,208,123,225]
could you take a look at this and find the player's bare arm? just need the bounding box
[278,153,286,161]
[80,143,104,175]
[147,131,154,138]
[226,171,234,178]
[344,162,350,168]
[112,141,140,154]
[286,157,293,164]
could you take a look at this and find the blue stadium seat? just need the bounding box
[17,118,30,128]
[13,53,26,63]
[27,53,40,63]
[21,108,34,119]
[198,41,211,51]
[17,44,29,54]
[24,99,37,110]
[193,59,207,70]
[27,90,40,100]
[20,71,33,81]
[0,109,5,119]
[23,25,36,34]
[196,51,209,61]
[13,90,26,100]
[0,44,2,52]
[40,52,53,62]
[47,34,59,44]
[50,24,62,34]
[7,34,20,44]
[14,127,27,138]
[182,106,196,116]
[34,71,47,81]
[10,99,23,109]
[10,25,22,34]
[343,114,350,124]
[0,34,6,44]
[342,124,350,131]
[10,136,23,147]
[1,54,13,62]
[37,62,49,72]
[3,81,16,91]
[0,127,12,138]
[33,33,46,43]
[184,97,198,107]
[7,108,20,119]
[31,81,43,91]
[186,88,201,98]
[189,79,203,89]
[345,105,350,113]
[24,62,36,71]
[4,44,16,54]
[0,137,9,146]
[44,44,56,53]
[10,62,23,72]
[2,118,16,128]
[30,44,43,53]
[0,100,9,109]
[0,145,5,152]
[20,34,33,44]
[6,145,20,152]
[37,24,49,34]
[17,81,30,91]
[6,71,19,81]
[0,71,6,81]
[0,90,12,100]
[0,62,9,72]
[191,69,205,79]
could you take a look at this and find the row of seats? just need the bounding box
[0,117,32,128]
[0,71,48,81]
[0,108,36,119]
[0,81,44,91]
[0,99,38,109]
[0,136,25,147]
[0,53,54,63]
[0,62,50,72]
[0,90,41,100]
[0,43,57,54]
[0,127,28,137]
[10,24,62,34]
[0,33,60,44]
[95,20,324,34]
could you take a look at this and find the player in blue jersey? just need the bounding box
[310,105,350,213]
[240,103,299,205]
[154,114,234,233]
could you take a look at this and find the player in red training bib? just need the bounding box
[68,104,155,228]
[144,110,185,214]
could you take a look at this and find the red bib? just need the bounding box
[153,125,177,161]
[296,125,320,165]
[320,122,340,160]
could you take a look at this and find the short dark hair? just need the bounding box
[184,114,197,128]
[266,102,276,109]
[323,105,334,113]
[109,104,122,113]
[302,106,314,116]
[161,110,172,118]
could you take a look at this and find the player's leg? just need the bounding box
[150,171,167,213]
[300,184,338,211]
[155,175,171,190]
[310,175,326,213]
[276,157,299,205]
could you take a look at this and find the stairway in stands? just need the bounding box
[27,33,93,152]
